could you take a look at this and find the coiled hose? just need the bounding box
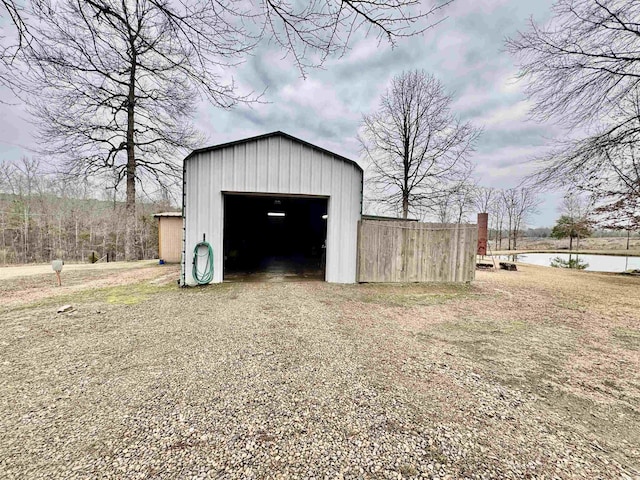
[192,241,214,285]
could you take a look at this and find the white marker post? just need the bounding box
[52,259,63,287]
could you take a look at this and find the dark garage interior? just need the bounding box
[223,194,328,281]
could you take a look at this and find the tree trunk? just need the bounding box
[627,229,631,250]
[1,212,5,263]
[402,193,409,219]
[124,53,137,261]
[23,208,28,263]
[569,235,573,250]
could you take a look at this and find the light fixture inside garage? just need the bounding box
[267,212,285,217]
[322,214,328,220]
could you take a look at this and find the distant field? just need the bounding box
[495,236,640,256]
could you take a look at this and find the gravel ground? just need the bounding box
[0,265,638,479]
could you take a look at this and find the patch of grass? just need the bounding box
[106,290,147,305]
[353,283,475,307]
[612,327,640,350]
[399,463,418,477]
[421,318,533,364]
[0,281,177,314]
[603,379,622,391]
[361,292,465,306]
[436,318,528,336]
[555,300,588,313]
[424,318,578,393]
[74,281,171,301]
[102,282,178,305]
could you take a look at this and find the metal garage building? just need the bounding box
[181,131,363,286]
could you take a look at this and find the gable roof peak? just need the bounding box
[184,131,362,172]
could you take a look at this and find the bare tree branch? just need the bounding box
[360,70,480,219]
[7,0,453,257]
[508,0,640,226]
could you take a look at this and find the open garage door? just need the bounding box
[223,193,328,281]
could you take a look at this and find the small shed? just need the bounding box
[154,212,183,263]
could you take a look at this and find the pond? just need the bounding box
[497,253,640,273]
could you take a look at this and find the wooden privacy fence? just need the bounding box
[357,220,478,283]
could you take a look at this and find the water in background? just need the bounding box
[497,253,640,273]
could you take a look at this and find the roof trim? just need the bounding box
[184,131,363,173]
[154,211,182,218]
[362,215,419,222]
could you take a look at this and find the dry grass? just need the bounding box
[0,261,176,307]
[497,236,640,256]
[0,262,638,478]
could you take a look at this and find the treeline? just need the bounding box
[520,227,639,239]
[0,158,174,264]
[407,185,542,251]
[366,185,543,250]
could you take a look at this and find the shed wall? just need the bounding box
[183,135,362,284]
[158,217,183,263]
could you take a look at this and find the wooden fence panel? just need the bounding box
[357,220,478,283]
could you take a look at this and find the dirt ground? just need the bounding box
[0,263,638,479]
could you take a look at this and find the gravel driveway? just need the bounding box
[0,269,638,479]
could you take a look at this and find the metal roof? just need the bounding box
[184,131,363,173]
[153,211,182,218]
[362,215,419,222]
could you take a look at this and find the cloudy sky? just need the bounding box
[0,0,564,226]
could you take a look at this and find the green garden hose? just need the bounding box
[192,241,214,285]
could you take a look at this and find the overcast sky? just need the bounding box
[0,0,564,227]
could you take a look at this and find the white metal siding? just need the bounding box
[183,134,362,285]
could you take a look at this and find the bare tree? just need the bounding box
[513,187,540,250]
[507,0,640,220]
[360,70,480,219]
[428,181,476,224]
[0,0,29,92]
[472,186,494,214]
[261,0,451,75]
[450,182,476,224]
[472,186,501,248]
[15,0,248,259]
[501,189,517,251]
[561,192,592,222]
[594,196,640,249]
[501,187,540,250]
[11,0,451,259]
[492,194,506,250]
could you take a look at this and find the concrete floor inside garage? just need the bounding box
[223,194,328,282]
